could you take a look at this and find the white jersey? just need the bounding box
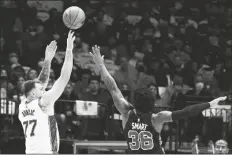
[18,99,59,154]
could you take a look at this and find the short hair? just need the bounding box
[134,87,155,113]
[215,139,228,147]
[22,80,41,97]
[89,75,101,83]
[81,69,91,75]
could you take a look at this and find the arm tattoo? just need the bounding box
[99,65,119,93]
[37,60,51,85]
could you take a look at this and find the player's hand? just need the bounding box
[90,45,104,65]
[66,30,75,50]
[45,40,57,61]
[209,96,227,107]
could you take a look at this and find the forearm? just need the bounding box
[171,102,210,121]
[60,49,73,78]
[99,64,119,93]
[37,60,51,88]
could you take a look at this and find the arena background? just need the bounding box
[0,0,232,154]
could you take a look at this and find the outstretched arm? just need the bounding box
[90,46,131,116]
[152,96,227,124]
[37,59,51,89]
[40,31,75,107]
[36,41,57,90]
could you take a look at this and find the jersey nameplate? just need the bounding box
[132,122,148,131]
[22,109,35,117]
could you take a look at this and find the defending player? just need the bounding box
[18,31,75,154]
[90,45,227,154]
[214,139,229,154]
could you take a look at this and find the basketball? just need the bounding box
[63,6,85,30]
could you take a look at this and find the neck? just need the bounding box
[26,96,36,103]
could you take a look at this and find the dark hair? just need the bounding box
[134,87,155,113]
[89,75,101,83]
[81,69,91,76]
[22,80,41,97]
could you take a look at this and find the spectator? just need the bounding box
[26,69,38,80]
[80,76,111,140]
[113,56,137,91]
[73,69,91,99]
[56,82,79,139]
[11,65,26,82]
[198,67,219,96]
[81,76,110,104]
[12,76,25,102]
[19,21,49,68]
[8,53,21,69]
[73,32,89,55]
[0,68,14,98]
[186,75,212,142]
[186,75,211,97]
[135,62,156,89]
[57,82,78,115]
[147,59,169,87]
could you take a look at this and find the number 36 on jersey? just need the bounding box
[128,130,154,150]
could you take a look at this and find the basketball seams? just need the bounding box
[70,9,80,29]
[63,13,71,26]
[69,7,72,25]
[63,7,85,29]
[63,17,71,26]
[78,16,85,25]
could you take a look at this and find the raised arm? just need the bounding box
[152,96,227,126]
[40,31,75,107]
[90,45,131,116]
[36,41,57,90]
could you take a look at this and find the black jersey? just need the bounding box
[123,109,164,154]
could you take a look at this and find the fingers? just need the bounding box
[51,41,57,50]
[68,30,75,40]
[68,30,72,37]
[92,45,100,54]
[89,52,94,57]
[54,45,57,52]
[47,40,57,51]
[218,96,227,101]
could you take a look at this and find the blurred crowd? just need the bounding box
[0,0,232,151]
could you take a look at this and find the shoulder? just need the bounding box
[19,99,26,109]
[18,103,23,112]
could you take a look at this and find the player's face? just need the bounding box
[215,143,229,154]
[32,83,44,98]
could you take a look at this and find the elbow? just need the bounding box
[60,69,72,81]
